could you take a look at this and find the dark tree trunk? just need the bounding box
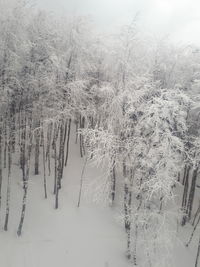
[57,120,64,184]
[10,103,16,153]
[110,159,116,205]
[46,122,53,176]
[52,123,58,195]
[182,164,187,185]
[55,120,65,209]
[20,113,26,186]
[186,167,198,221]
[186,213,200,247]
[181,165,191,226]
[41,126,47,199]
[75,119,78,144]
[195,236,200,267]
[77,158,87,208]
[192,200,200,226]
[3,118,7,169]
[0,118,2,214]
[79,115,83,158]
[34,121,40,175]
[123,162,130,232]
[4,128,12,231]
[17,124,33,236]
[133,223,138,265]
[126,168,133,260]
[81,117,85,155]
[64,118,71,167]
[126,189,132,260]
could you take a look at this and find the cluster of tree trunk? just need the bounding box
[0,105,87,236]
[1,2,200,266]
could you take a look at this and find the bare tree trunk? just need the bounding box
[195,236,200,267]
[133,223,138,265]
[34,120,40,175]
[60,120,67,179]
[77,157,87,208]
[186,166,198,221]
[63,119,68,165]
[4,117,7,169]
[20,112,26,186]
[181,165,191,226]
[4,127,12,231]
[132,200,142,265]
[64,118,71,167]
[55,121,65,209]
[17,125,33,236]
[110,158,116,205]
[18,105,21,148]
[0,118,3,214]
[75,119,78,144]
[52,123,58,195]
[186,214,200,247]
[192,200,200,226]
[123,162,130,232]
[182,165,187,185]
[79,115,83,158]
[53,144,57,196]
[58,121,64,183]
[41,125,47,199]
[46,122,53,176]
[126,168,133,260]
[127,187,132,259]
[10,103,16,153]
[81,117,85,155]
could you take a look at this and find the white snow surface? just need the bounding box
[0,127,198,267]
[0,132,130,267]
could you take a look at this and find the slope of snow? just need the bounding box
[0,130,130,267]
[0,126,198,267]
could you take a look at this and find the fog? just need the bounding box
[36,0,200,45]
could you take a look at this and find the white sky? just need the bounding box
[36,0,200,45]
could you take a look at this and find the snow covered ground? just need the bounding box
[0,130,131,267]
[0,127,198,267]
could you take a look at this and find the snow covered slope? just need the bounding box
[0,126,198,267]
[0,129,130,267]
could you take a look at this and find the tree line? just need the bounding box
[1,1,200,266]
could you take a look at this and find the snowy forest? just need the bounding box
[1,0,200,266]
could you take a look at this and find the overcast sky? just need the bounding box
[36,0,200,45]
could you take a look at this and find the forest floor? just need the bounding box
[0,128,198,267]
[0,131,130,267]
